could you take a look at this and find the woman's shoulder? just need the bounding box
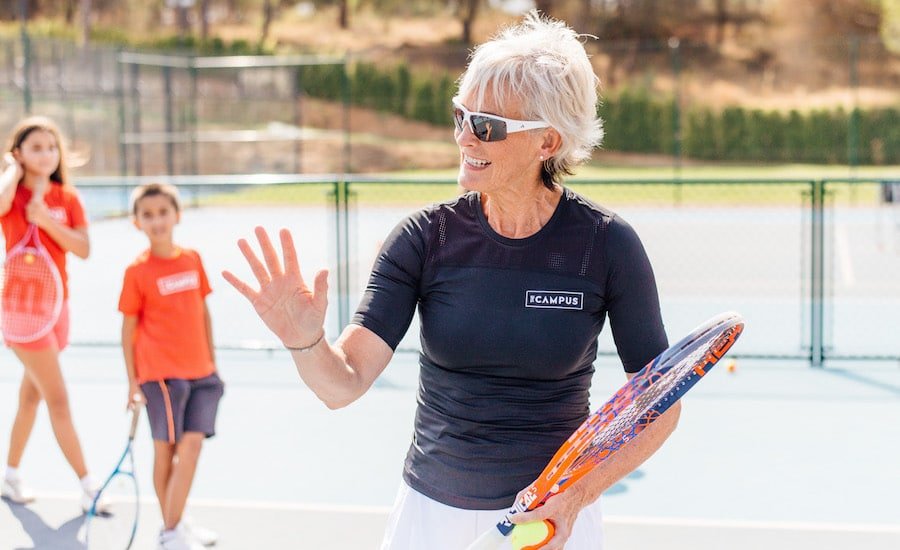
[562,187,618,224]
[398,192,476,229]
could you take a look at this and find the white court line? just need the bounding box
[607,514,900,534]
[32,492,900,534]
[834,222,856,287]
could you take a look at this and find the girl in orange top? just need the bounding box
[119,183,222,549]
[0,116,105,512]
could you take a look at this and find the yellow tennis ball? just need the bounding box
[510,520,554,550]
[725,359,737,373]
[24,254,35,264]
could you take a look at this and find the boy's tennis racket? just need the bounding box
[79,406,141,550]
[0,223,63,342]
[466,311,745,550]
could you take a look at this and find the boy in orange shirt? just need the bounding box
[118,183,223,550]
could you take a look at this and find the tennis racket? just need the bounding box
[79,406,141,550]
[0,223,63,343]
[466,311,745,550]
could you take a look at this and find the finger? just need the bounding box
[280,229,301,277]
[237,237,271,286]
[222,270,259,301]
[510,508,549,524]
[312,269,329,309]
[255,226,284,277]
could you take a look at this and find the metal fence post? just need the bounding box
[330,179,352,331]
[18,0,31,115]
[809,179,826,367]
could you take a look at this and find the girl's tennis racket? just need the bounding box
[0,223,63,342]
[79,406,141,550]
[466,311,745,550]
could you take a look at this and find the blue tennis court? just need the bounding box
[2,348,899,549]
[2,201,899,549]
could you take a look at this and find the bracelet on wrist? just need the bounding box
[284,330,325,353]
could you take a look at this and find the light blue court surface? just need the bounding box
[1,348,899,549]
[1,202,899,548]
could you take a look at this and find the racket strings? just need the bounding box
[570,335,718,472]
[1,249,62,340]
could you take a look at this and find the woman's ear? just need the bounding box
[540,128,562,159]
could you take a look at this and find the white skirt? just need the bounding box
[380,480,604,550]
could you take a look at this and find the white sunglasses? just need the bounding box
[451,98,550,142]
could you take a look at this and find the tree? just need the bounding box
[534,0,553,17]
[199,0,211,40]
[80,0,91,45]
[261,0,274,44]
[459,0,480,45]
[339,0,349,29]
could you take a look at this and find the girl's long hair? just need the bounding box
[5,116,72,187]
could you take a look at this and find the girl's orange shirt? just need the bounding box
[0,182,89,300]
[118,247,214,383]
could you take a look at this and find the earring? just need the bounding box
[539,156,544,161]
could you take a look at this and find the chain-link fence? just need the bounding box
[2,35,899,176]
[71,175,900,366]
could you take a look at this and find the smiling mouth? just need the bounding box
[463,155,491,168]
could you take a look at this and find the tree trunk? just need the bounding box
[534,0,553,17]
[199,0,210,40]
[461,0,479,45]
[176,5,191,36]
[79,0,91,45]
[64,0,76,23]
[339,0,349,29]
[715,0,728,45]
[261,0,274,45]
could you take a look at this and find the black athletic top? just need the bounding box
[351,188,667,509]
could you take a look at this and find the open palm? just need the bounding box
[223,226,328,348]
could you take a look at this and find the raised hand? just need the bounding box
[2,152,23,183]
[222,226,329,349]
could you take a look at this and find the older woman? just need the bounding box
[224,11,675,550]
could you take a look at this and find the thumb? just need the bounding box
[511,506,552,525]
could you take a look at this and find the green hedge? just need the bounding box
[297,61,454,126]
[296,62,900,165]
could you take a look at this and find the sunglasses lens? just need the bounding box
[471,115,507,142]
[452,107,465,131]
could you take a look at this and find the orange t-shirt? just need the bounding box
[118,247,214,383]
[0,182,89,300]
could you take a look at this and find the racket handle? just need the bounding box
[128,406,141,439]
[464,525,507,550]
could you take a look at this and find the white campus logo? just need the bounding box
[525,290,584,310]
[157,271,200,296]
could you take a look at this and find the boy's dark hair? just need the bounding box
[130,182,181,215]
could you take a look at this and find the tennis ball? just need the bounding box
[725,359,737,373]
[510,520,554,550]
[24,254,34,264]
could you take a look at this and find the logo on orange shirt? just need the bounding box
[48,207,67,224]
[157,271,200,296]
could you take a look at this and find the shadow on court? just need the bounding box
[2,498,85,550]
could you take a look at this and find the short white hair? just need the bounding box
[457,10,604,186]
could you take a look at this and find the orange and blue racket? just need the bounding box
[0,223,63,343]
[466,311,745,550]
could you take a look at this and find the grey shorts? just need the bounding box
[141,373,224,444]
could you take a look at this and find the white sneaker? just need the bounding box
[80,487,110,515]
[1,476,35,504]
[179,519,218,546]
[159,528,205,550]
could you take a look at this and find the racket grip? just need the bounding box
[464,525,507,550]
